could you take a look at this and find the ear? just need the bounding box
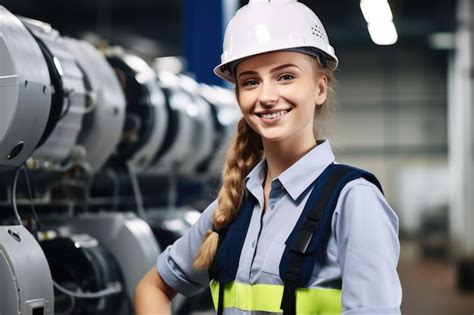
[314,75,328,106]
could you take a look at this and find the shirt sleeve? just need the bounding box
[333,178,402,315]
[156,199,217,297]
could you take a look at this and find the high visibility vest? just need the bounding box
[209,164,383,314]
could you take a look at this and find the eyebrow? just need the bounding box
[237,63,301,79]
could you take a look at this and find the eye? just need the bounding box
[242,79,259,87]
[278,74,295,81]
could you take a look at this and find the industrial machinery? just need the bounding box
[0,6,52,170]
[0,5,239,314]
[40,233,126,314]
[0,225,54,315]
[105,49,168,172]
[42,212,160,303]
[22,16,89,171]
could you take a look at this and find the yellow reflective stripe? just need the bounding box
[210,280,342,314]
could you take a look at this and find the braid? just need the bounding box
[193,118,263,270]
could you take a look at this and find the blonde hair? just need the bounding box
[312,58,337,139]
[193,118,263,269]
[193,55,335,270]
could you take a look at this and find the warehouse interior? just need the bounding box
[0,0,473,314]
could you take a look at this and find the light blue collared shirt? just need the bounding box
[157,141,402,314]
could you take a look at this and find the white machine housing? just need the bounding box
[22,18,88,171]
[64,38,126,173]
[0,225,54,315]
[0,7,52,169]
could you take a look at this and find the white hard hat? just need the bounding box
[214,0,338,82]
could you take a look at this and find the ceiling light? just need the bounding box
[360,0,393,23]
[360,0,398,45]
[367,20,398,45]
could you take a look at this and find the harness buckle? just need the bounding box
[290,229,313,254]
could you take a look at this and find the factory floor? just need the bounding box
[399,241,474,315]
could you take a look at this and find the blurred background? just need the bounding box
[0,0,473,314]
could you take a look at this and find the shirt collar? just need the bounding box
[278,141,335,201]
[245,158,266,194]
[245,140,336,201]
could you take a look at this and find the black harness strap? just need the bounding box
[280,253,305,315]
[280,166,355,315]
[217,282,225,315]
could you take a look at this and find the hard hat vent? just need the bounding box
[311,24,324,40]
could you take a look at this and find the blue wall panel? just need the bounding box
[182,0,238,86]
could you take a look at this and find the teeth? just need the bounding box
[261,110,288,119]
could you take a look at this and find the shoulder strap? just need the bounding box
[211,195,256,315]
[209,194,256,282]
[280,164,382,315]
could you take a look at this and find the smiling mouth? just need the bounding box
[256,108,292,119]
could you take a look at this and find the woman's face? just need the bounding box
[235,51,327,145]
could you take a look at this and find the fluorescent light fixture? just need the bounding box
[360,0,393,23]
[367,21,398,45]
[360,0,398,45]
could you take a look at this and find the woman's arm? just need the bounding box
[334,178,402,314]
[134,200,217,313]
[134,266,177,314]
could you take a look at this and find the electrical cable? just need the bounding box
[12,165,24,225]
[12,163,57,235]
[53,280,122,299]
[21,163,42,227]
[58,88,74,120]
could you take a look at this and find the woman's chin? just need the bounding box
[259,133,288,143]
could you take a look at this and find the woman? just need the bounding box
[135,1,402,314]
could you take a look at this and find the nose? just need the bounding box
[258,81,279,107]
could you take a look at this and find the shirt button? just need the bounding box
[252,241,256,248]
[270,202,275,209]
